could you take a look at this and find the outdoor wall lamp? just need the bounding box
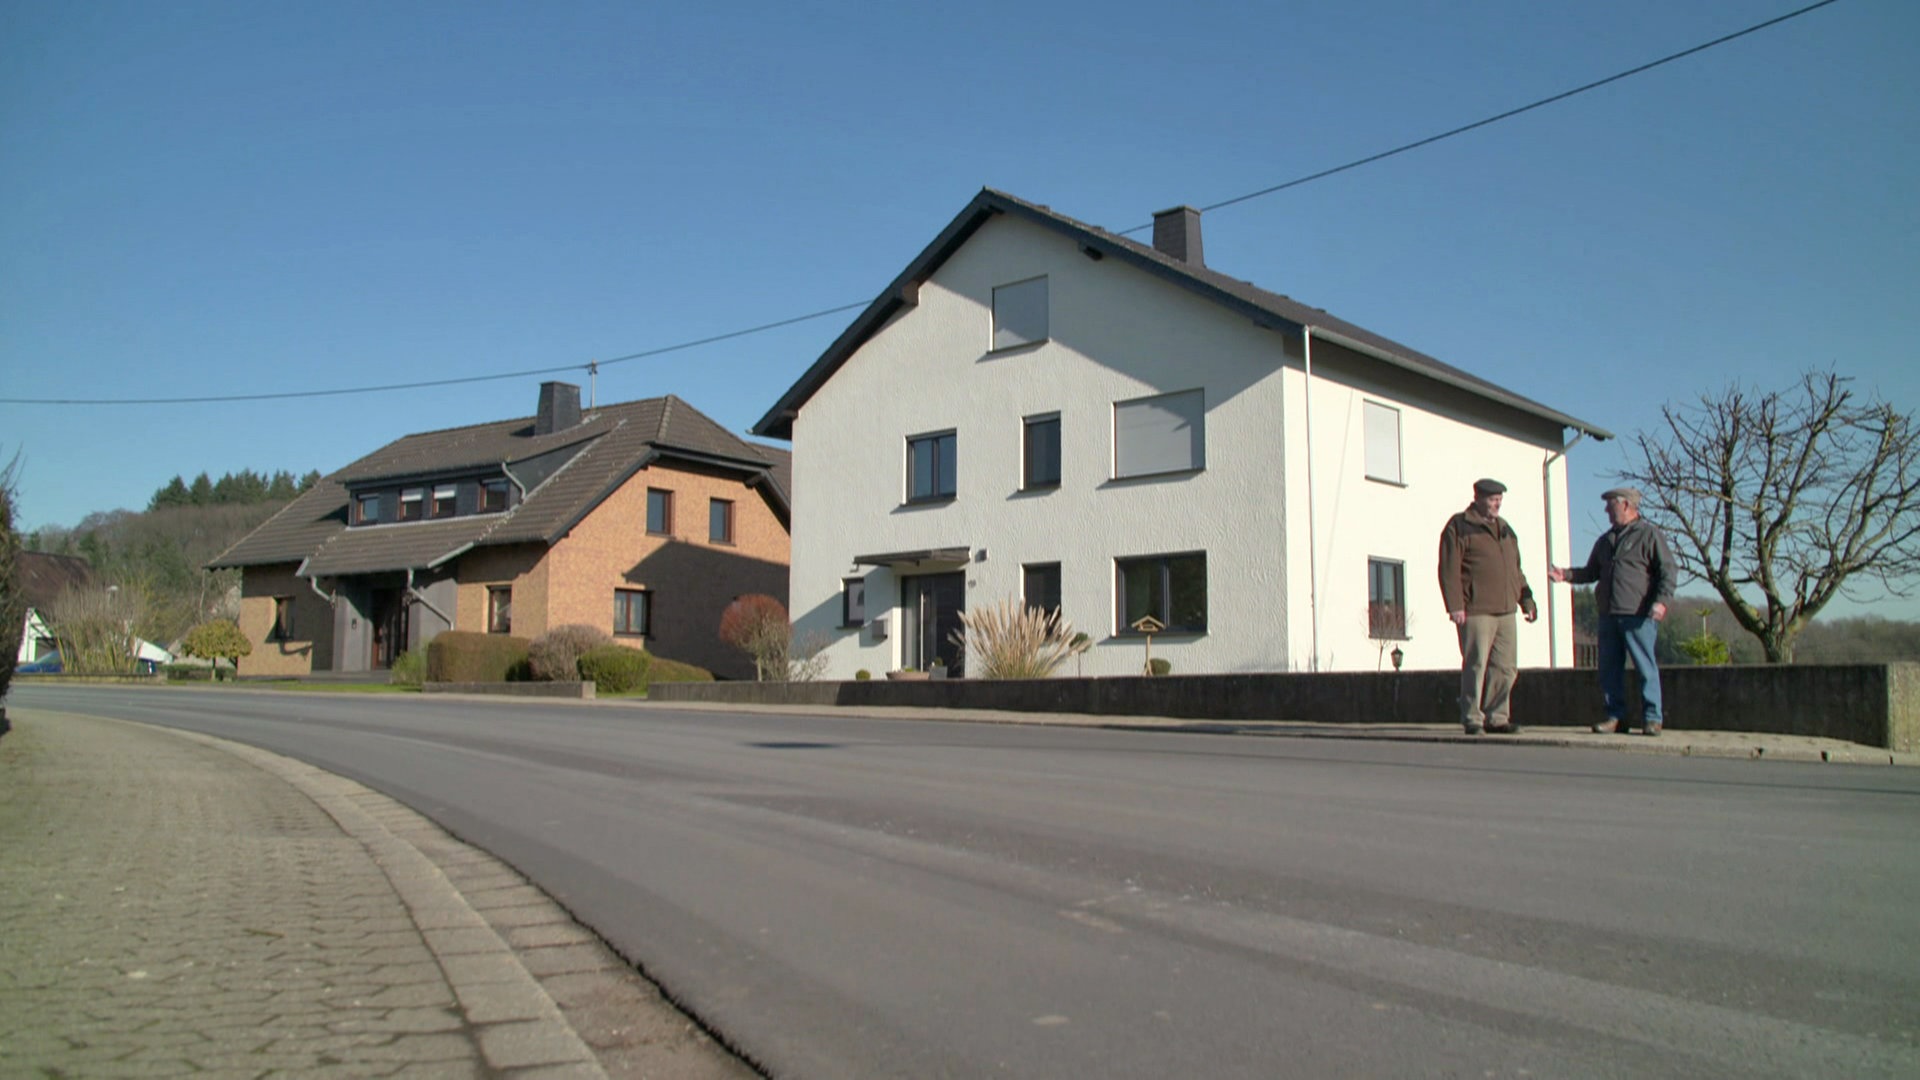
[1390,645,1404,671]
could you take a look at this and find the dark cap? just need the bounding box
[1601,486,1642,508]
[1473,478,1506,496]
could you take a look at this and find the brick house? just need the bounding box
[210,383,790,680]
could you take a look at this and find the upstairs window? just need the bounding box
[481,479,510,512]
[1023,413,1061,490]
[614,588,651,636]
[907,431,957,502]
[1368,557,1408,640]
[709,498,734,544]
[1114,389,1205,479]
[1116,552,1208,634]
[431,483,458,518]
[355,492,381,524]
[1364,401,1403,484]
[647,488,673,535]
[992,276,1048,351]
[398,487,424,522]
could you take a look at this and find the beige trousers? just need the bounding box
[1457,612,1518,727]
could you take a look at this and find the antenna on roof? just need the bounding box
[588,361,598,408]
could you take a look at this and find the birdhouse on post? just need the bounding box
[1130,615,1166,675]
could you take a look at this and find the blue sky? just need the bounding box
[3,1,1915,615]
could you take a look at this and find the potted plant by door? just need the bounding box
[886,667,929,681]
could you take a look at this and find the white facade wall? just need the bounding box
[789,213,1577,678]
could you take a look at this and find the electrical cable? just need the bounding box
[0,1,1839,408]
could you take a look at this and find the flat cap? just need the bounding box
[1473,478,1506,496]
[1601,486,1642,507]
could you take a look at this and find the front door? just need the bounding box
[901,572,966,676]
[369,588,409,670]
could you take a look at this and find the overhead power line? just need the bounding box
[0,1,1839,408]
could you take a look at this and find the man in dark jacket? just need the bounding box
[1549,486,1678,735]
[1439,478,1538,735]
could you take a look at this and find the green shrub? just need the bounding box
[854,669,871,681]
[527,623,611,681]
[647,656,715,684]
[389,649,427,687]
[579,643,650,694]
[1147,657,1172,677]
[162,663,214,681]
[427,631,532,683]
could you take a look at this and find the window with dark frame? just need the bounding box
[842,578,866,627]
[647,488,673,534]
[481,479,510,512]
[398,487,424,522]
[269,596,295,641]
[1023,413,1061,490]
[991,276,1049,351]
[709,498,734,544]
[355,492,380,524]
[487,586,512,634]
[1116,552,1208,634]
[907,431,957,502]
[1367,557,1408,640]
[431,483,458,518]
[1023,563,1061,617]
[1114,389,1205,479]
[614,588,650,636]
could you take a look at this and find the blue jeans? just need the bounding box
[1596,613,1663,724]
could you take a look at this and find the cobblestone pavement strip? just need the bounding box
[0,709,755,1080]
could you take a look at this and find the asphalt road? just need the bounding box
[16,685,1920,1078]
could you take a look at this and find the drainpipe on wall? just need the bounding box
[1302,327,1321,672]
[298,557,335,606]
[502,462,529,499]
[1541,433,1586,667]
[403,567,453,629]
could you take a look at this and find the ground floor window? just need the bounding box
[842,578,866,627]
[1367,557,1408,639]
[487,586,513,634]
[269,596,295,641]
[1116,552,1207,633]
[614,588,651,636]
[1023,562,1061,617]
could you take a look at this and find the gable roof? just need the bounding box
[17,551,94,610]
[753,187,1610,441]
[209,392,789,576]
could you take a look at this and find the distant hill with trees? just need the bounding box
[26,469,318,649]
[1571,587,1919,666]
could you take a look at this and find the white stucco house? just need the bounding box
[753,189,1610,678]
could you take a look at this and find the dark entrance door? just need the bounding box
[369,588,410,670]
[901,572,966,677]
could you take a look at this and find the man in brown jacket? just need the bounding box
[1439,478,1538,734]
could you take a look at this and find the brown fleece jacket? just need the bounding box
[1438,505,1536,617]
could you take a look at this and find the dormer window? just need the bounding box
[355,492,381,524]
[432,483,458,518]
[398,488,424,522]
[481,479,510,512]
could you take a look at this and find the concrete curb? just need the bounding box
[158,724,613,1078]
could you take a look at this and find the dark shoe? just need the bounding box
[1487,724,1520,735]
[1463,723,1484,735]
[1591,719,1620,734]
[1641,723,1663,737]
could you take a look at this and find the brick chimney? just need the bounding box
[535,381,582,435]
[1152,205,1204,266]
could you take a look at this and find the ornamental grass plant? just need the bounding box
[947,596,1087,680]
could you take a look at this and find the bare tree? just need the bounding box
[1620,371,1920,662]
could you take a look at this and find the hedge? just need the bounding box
[579,644,650,694]
[427,631,532,683]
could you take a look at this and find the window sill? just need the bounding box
[985,339,1048,357]
[901,495,957,509]
[1105,467,1204,486]
[614,631,649,639]
[1113,629,1207,639]
[1365,475,1408,488]
[1017,482,1060,496]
